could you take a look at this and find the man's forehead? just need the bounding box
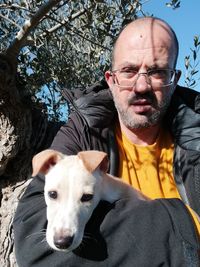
[113,21,175,67]
[118,20,173,47]
[112,17,178,68]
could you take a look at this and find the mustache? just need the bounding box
[127,92,157,105]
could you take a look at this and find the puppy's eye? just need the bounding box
[81,194,93,202]
[48,191,57,199]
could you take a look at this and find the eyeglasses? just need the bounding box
[111,68,179,89]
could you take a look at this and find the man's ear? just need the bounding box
[105,70,114,90]
[78,150,109,174]
[175,70,181,85]
[32,149,63,176]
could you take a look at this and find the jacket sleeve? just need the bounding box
[50,113,90,155]
[13,174,200,267]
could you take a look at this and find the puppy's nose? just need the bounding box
[54,234,74,250]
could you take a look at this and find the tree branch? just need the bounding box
[40,7,111,51]
[0,13,21,29]
[6,0,64,58]
[0,3,33,13]
[40,7,88,37]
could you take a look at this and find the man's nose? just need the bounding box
[134,73,151,93]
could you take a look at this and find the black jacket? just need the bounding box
[13,81,200,267]
[52,81,200,216]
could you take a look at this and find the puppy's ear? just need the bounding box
[78,150,109,173]
[32,149,63,176]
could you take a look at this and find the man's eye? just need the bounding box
[149,69,167,78]
[123,69,135,73]
[122,68,137,73]
[48,191,58,199]
[80,194,93,202]
[120,69,137,78]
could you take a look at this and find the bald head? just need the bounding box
[112,17,179,69]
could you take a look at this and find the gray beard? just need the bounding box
[117,106,166,129]
[114,92,172,130]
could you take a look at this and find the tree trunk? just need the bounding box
[0,2,65,265]
[0,178,32,267]
[0,107,63,266]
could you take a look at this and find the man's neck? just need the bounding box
[119,121,161,146]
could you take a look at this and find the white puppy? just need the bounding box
[32,150,147,252]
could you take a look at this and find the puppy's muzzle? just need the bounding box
[53,230,74,250]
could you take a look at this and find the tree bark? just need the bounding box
[0,113,63,266]
[0,178,31,267]
[0,2,64,265]
[0,65,63,265]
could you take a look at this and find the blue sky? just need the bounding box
[141,0,200,90]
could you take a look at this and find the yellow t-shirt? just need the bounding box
[115,125,200,234]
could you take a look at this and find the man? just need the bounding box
[14,17,199,266]
[104,17,200,226]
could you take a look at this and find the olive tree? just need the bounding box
[0,1,145,265]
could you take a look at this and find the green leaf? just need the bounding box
[193,50,197,61]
